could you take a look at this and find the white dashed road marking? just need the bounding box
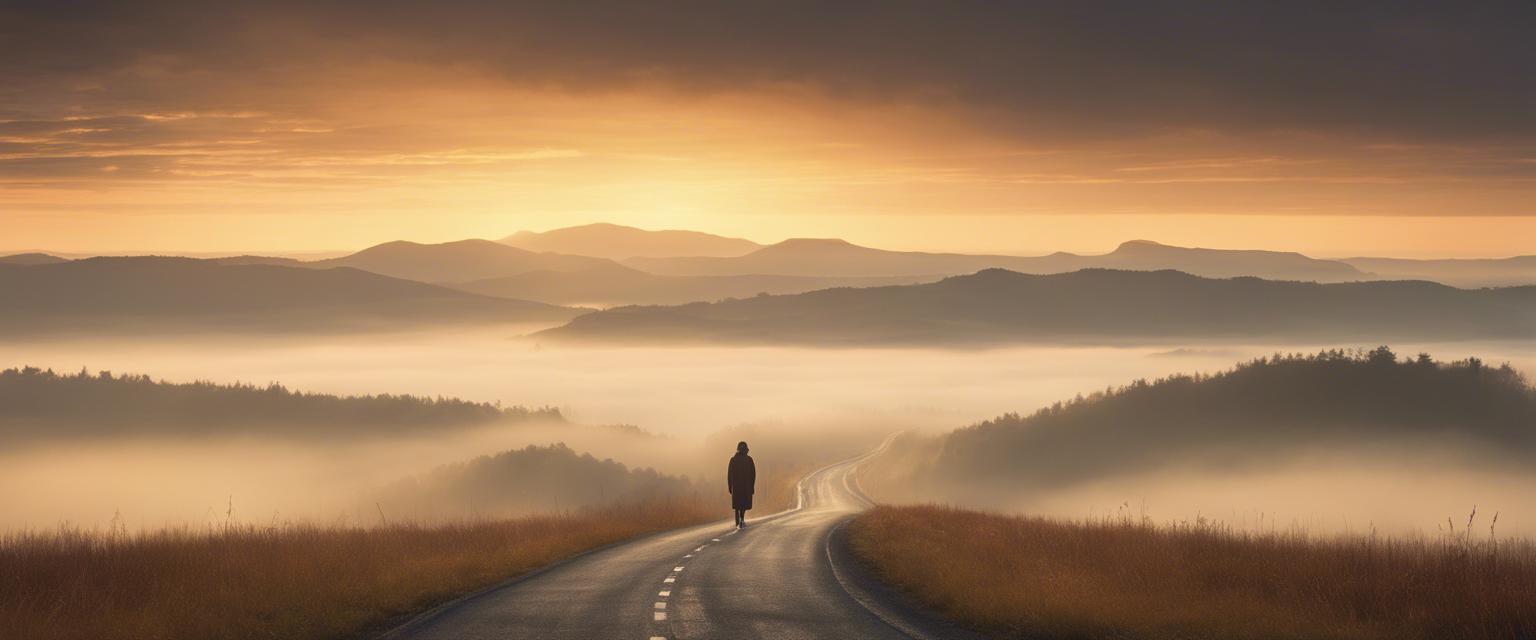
[650,528,741,638]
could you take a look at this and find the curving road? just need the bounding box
[380,445,976,640]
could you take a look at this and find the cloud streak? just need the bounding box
[8,1,1532,138]
[0,1,1533,253]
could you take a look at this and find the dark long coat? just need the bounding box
[728,453,756,510]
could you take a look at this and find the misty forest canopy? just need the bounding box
[0,367,560,442]
[374,443,694,519]
[935,348,1536,490]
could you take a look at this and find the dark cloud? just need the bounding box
[2,1,1532,142]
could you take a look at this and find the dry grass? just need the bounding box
[850,504,1536,640]
[754,462,817,514]
[0,501,714,640]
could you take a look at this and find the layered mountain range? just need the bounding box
[5,223,1534,340]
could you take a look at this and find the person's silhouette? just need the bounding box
[728,441,755,528]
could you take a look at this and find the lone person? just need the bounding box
[728,441,756,528]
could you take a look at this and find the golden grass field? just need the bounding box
[0,501,715,640]
[850,504,1536,640]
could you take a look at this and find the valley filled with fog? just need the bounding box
[4,329,1535,537]
[10,8,1536,635]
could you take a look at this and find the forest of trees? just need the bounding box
[934,348,1536,489]
[0,367,560,441]
[373,443,695,519]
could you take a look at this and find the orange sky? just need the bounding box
[2,3,1532,257]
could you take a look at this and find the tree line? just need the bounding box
[373,443,694,519]
[0,366,560,441]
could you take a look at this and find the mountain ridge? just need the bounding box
[624,237,1368,281]
[312,239,616,283]
[0,256,581,335]
[502,222,762,259]
[538,267,1536,346]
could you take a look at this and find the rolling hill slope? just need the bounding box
[1342,255,1536,288]
[312,239,615,283]
[929,349,1536,492]
[0,253,69,265]
[502,222,762,259]
[447,263,931,307]
[0,257,580,334]
[539,268,1536,346]
[625,238,1366,281]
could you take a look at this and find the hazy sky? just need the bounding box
[2,1,1533,256]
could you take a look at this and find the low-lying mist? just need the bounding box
[2,330,1534,535]
[1011,458,1536,538]
[863,348,1536,536]
[865,440,1536,537]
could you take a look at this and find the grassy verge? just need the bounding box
[849,504,1536,640]
[0,501,713,640]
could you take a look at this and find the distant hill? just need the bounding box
[624,238,988,277]
[312,239,615,283]
[625,238,1366,282]
[502,223,762,259]
[0,253,68,265]
[930,349,1536,492]
[374,443,692,518]
[1342,255,1536,288]
[447,262,931,307]
[1094,240,1364,281]
[207,255,305,267]
[539,268,1536,346]
[0,257,580,334]
[0,366,562,442]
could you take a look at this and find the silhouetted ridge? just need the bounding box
[625,237,1364,281]
[0,253,68,265]
[314,239,614,282]
[0,256,578,334]
[759,238,861,251]
[539,268,1536,345]
[502,223,761,259]
[207,255,304,267]
[1342,254,1536,287]
[447,264,927,307]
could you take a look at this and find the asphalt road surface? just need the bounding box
[381,445,979,640]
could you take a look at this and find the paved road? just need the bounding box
[382,445,973,640]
